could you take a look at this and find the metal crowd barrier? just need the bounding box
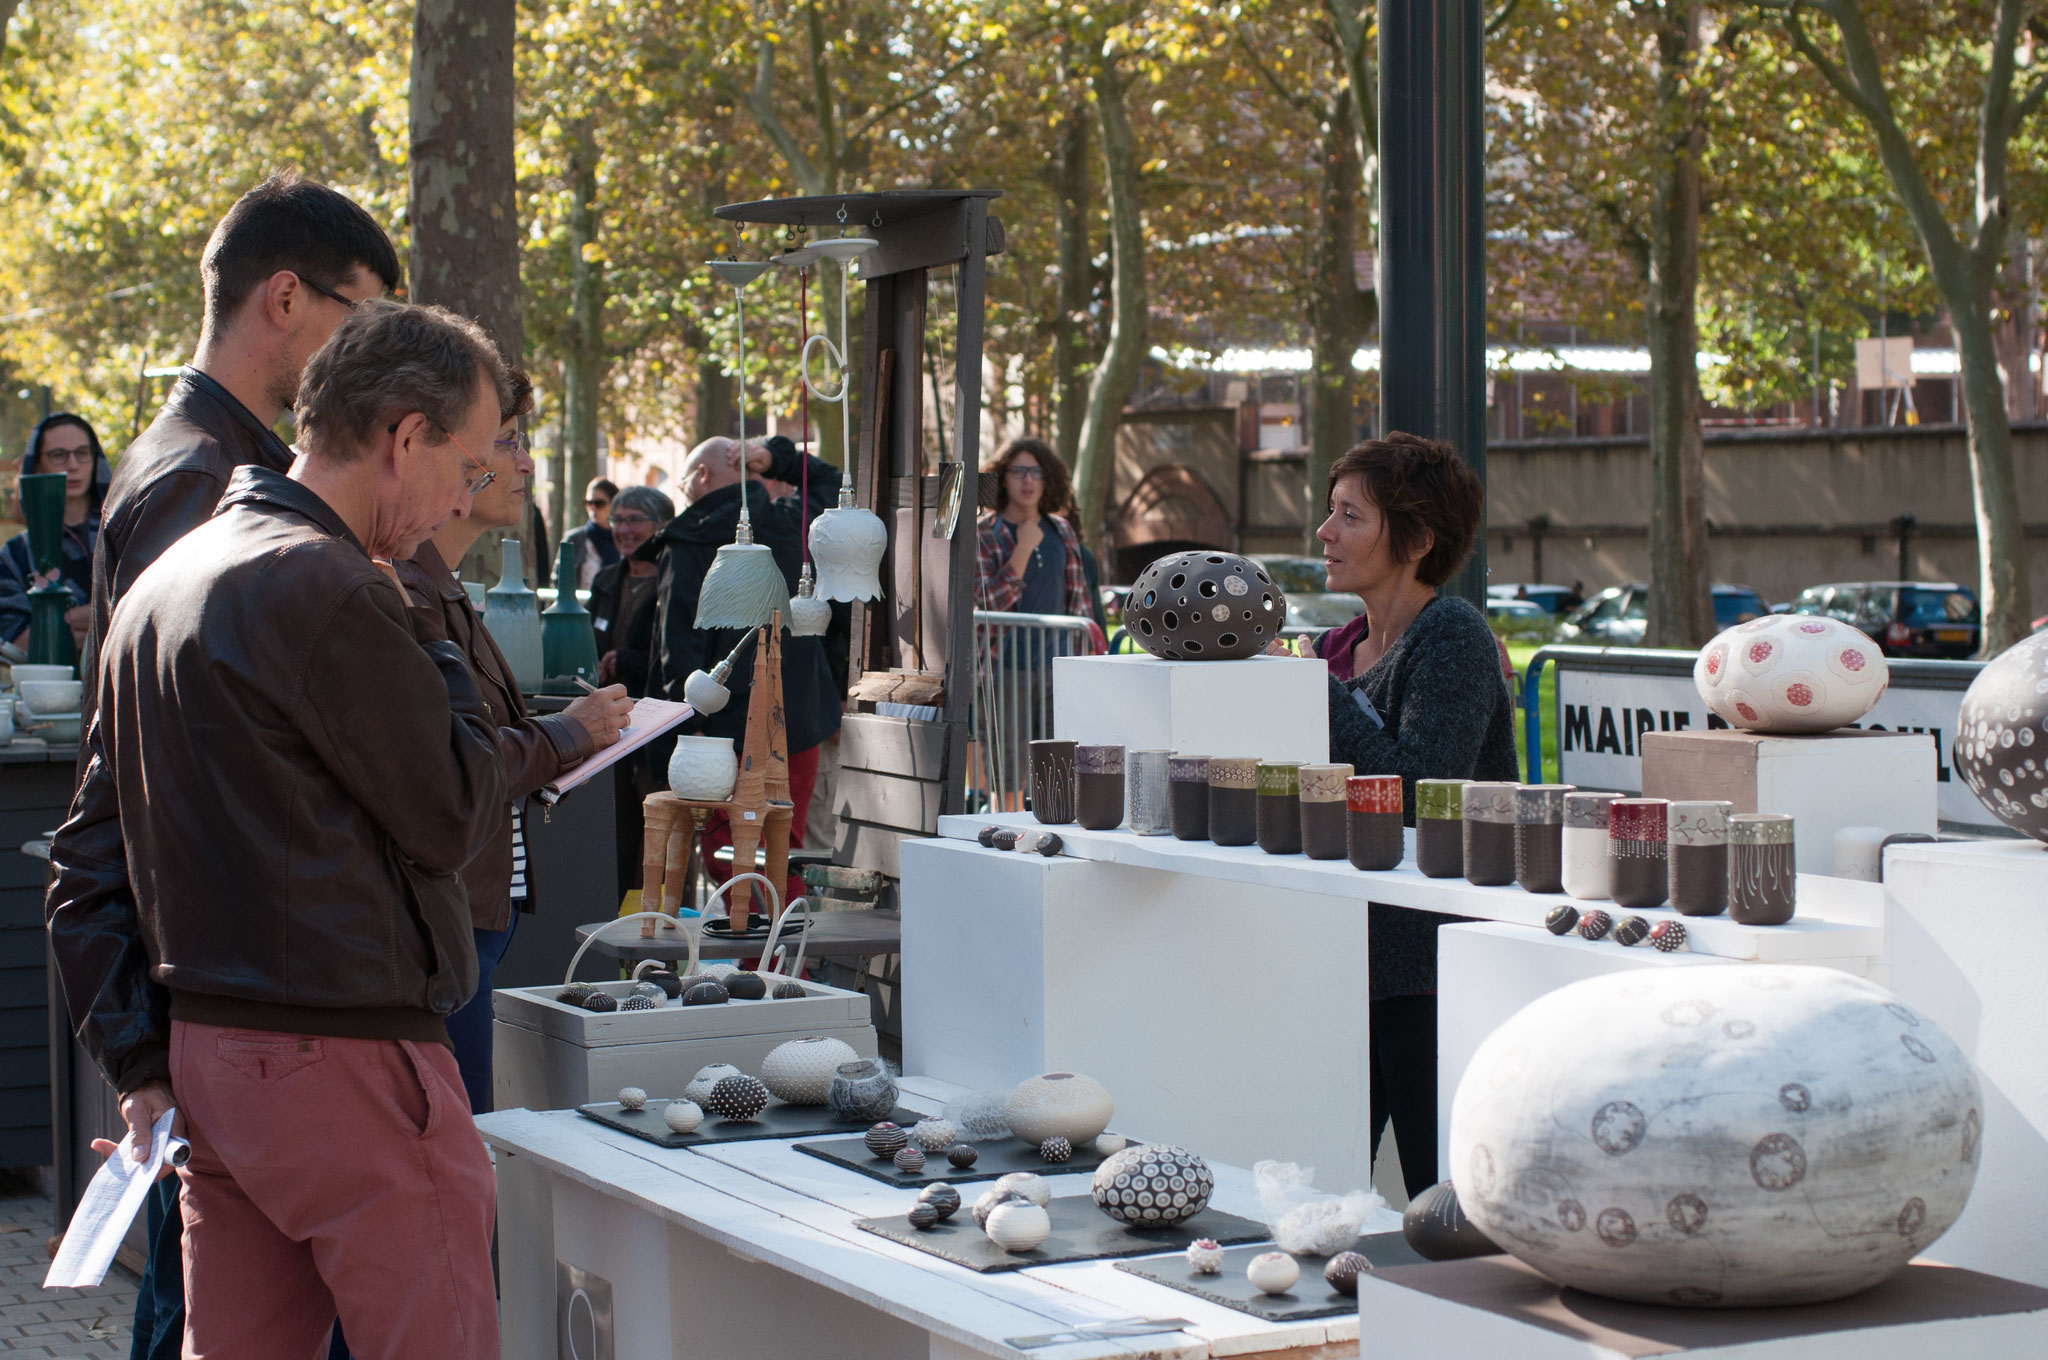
[969,609,1105,812]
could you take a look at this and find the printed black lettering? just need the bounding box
[1564,705,1594,753]
[1596,707,1622,755]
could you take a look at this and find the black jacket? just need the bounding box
[651,443,843,753]
[589,543,661,698]
[48,466,504,1094]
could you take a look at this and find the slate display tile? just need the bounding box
[578,1099,923,1149]
[855,1194,1269,1274]
[1114,1231,1432,1322]
[795,1133,1121,1186]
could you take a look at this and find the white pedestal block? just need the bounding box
[1884,838,2048,1287]
[1641,728,1936,874]
[900,836,1375,1184]
[1051,654,1329,762]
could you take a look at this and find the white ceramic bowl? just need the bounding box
[17,679,83,715]
[10,664,74,684]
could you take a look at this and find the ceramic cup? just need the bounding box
[1461,782,1520,887]
[1729,813,1797,925]
[1029,739,1077,825]
[1608,798,1671,909]
[1415,778,1468,879]
[1562,792,1622,900]
[1127,749,1173,836]
[1297,763,1353,861]
[1255,762,1304,855]
[1208,757,1259,846]
[1346,774,1404,870]
[1168,755,1211,841]
[1514,784,1575,894]
[1668,800,1735,917]
[1075,744,1126,830]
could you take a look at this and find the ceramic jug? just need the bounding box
[481,539,544,694]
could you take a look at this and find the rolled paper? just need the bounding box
[1168,754,1211,841]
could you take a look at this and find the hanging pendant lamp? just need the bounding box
[777,243,834,638]
[802,230,888,602]
[696,257,793,630]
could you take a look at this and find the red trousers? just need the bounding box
[701,739,821,910]
[170,1020,499,1359]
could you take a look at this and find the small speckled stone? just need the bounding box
[558,981,593,1001]
[865,1122,909,1158]
[1649,919,1689,952]
[630,979,667,1003]
[911,1119,957,1153]
[908,1202,941,1229]
[617,1086,647,1110]
[977,825,999,847]
[993,1172,1051,1207]
[705,1074,769,1120]
[618,994,656,1011]
[1034,833,1063,857]
[991,830,1022,851]
[722,971,768,1000]
[894,1146,927,1173]
[1039,1136,1072,1164]
[682,980,729,1006]
[1545,904,1581,936]
[1613,914,1651,946]
[1577,909,1614,941]
[1246,1251,1300,1295]
[1094,1132,1127,1156]
[918,1183,961,1221]
[581,992,618,1013]
[662,1100,703,1134]
[1186,1238,1223,1274]
[1324,1251,1370,1297]
[972,1188,1031,1229]
[947,1143,979,1170]
[771,980,806,999]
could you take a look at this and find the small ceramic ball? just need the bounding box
[630,979,667,1003]
[977,825,1000,847]
[1545,904,1581,936]
[682,981,729,1006]
[1040,1136,1072,1164]
[642,970,683,998]
[865,1122,909,1159]
[1247,1251,1301,1295]
[617,1086,647,1110]
[556,982,593,1004]
[723,971,768,1001]
[907,1202,942,1230]
[1094,1132,1127,1157]
[1650,919,1689,952]
[973,1188,1029,1229]
[894,1147,927,1174]
[685,1063,741,1105]
[1577,909,1614,941]
[1034,833,1064,858]
[911,1119,958,1153]
[918,1183,962,1221]
[1324,1251,1370,1297]
[581,992,618,1013]
[993,1172,1051,1208]
[619,994,656,1011]
[1613,914,1651,947]
[662,1100,704,1134]
[947,1144,979,1170]
[771,980,807,1000]
[1186,1238,1224,1274]
[984,1200,1052,1254]
[704,1074,769,1121]
[991,830,1021,851]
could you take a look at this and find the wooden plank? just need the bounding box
[0,1084,49,1128]
[840,712,951,780]
[833,768,944,836]
[836,818,910,879]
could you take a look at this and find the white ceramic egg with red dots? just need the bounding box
[1694,614,1888,733]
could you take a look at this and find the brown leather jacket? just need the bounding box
[396,540,594,932]
[48,466,505,1095]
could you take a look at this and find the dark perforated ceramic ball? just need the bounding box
[704,1074,769,1121]
[682,980,729,1006]
[1121,552,1286,661]
[1955,633,2048,843]
[1091,1144,1214,1226]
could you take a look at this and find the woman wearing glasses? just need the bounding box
[0,412,112,651]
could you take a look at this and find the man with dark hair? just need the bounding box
[73,172,397,1360]
[563,474,620,588]
[50,300,509,1359]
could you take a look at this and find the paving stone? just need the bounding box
[0,1169,135,1356]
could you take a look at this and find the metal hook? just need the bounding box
[836,202,849,225]
[871,210,883,227]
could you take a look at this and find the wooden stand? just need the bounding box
[639,618,795,937]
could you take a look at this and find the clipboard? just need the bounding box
[536,698,694,804]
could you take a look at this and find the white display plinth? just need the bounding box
[1355,1255,2048,1359]
[1640,728,1936,874]
[1884,837,2048,1288]
[1051,654,1329,763]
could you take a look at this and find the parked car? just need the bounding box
[1560,583,1769,645]
[1283,591,1365,635]
[1487,583,1579,615]
[1791,581,1981,659]
[1250,554,1331,597]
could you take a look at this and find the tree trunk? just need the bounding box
[562,121,606,543]
[1992,246,2036,422]
[692,322,735,442]
[1052,99,1093,473]
[1304,84,1376,548]
[1641,3,1712,650]
[408,0,522,359]
[1952,290,2029,654]
[1071,63,1147,567]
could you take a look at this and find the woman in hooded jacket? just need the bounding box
[0,413,112,652]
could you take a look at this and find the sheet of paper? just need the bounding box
[44,1109,178,1289]
[538,697,694,801]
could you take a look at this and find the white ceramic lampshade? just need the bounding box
[809,499,889,602]
[695,539,791,630]
[683,668,731,714]
[790,565,832,636]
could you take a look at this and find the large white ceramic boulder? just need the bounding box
[1449,965,1979,1307]
[1694,614,1888,733]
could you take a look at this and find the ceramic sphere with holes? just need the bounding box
[1954,632,2048,842]
[758,1035,860,1105]
[1092,1144,1214,1226]
[1121,551,1286,660]
[1693,614,1888,733]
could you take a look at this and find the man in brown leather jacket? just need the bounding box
[49,301,511,1359]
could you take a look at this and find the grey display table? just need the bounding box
[572,910,902,965]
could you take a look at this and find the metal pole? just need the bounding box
[1379,0,1488,606]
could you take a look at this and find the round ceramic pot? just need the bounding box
[1668,800,1735,917]
[1075,744,1126,830]
[1005,1071,1114,1146]
[1122,551,1285,659]
[1346,774,1404,870]
[1729,813,1797,925]
[1297,763,1352,861]
[1514,784,1574,894]
[1608,798,1670,910]
[1029,739,1077,825]
[1416,778,1468,878]
[1168,755,1211,840]
[1562,792,1621,900]
[1126,749,1173,835]
[669,735,738,800]
[1208,757,1259,846]
[826,1059,898,1123]
[1255,762,1303,855]
[1462,782,1520,887]
[1953,633,2048,841]
[759,1035,860,1105]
